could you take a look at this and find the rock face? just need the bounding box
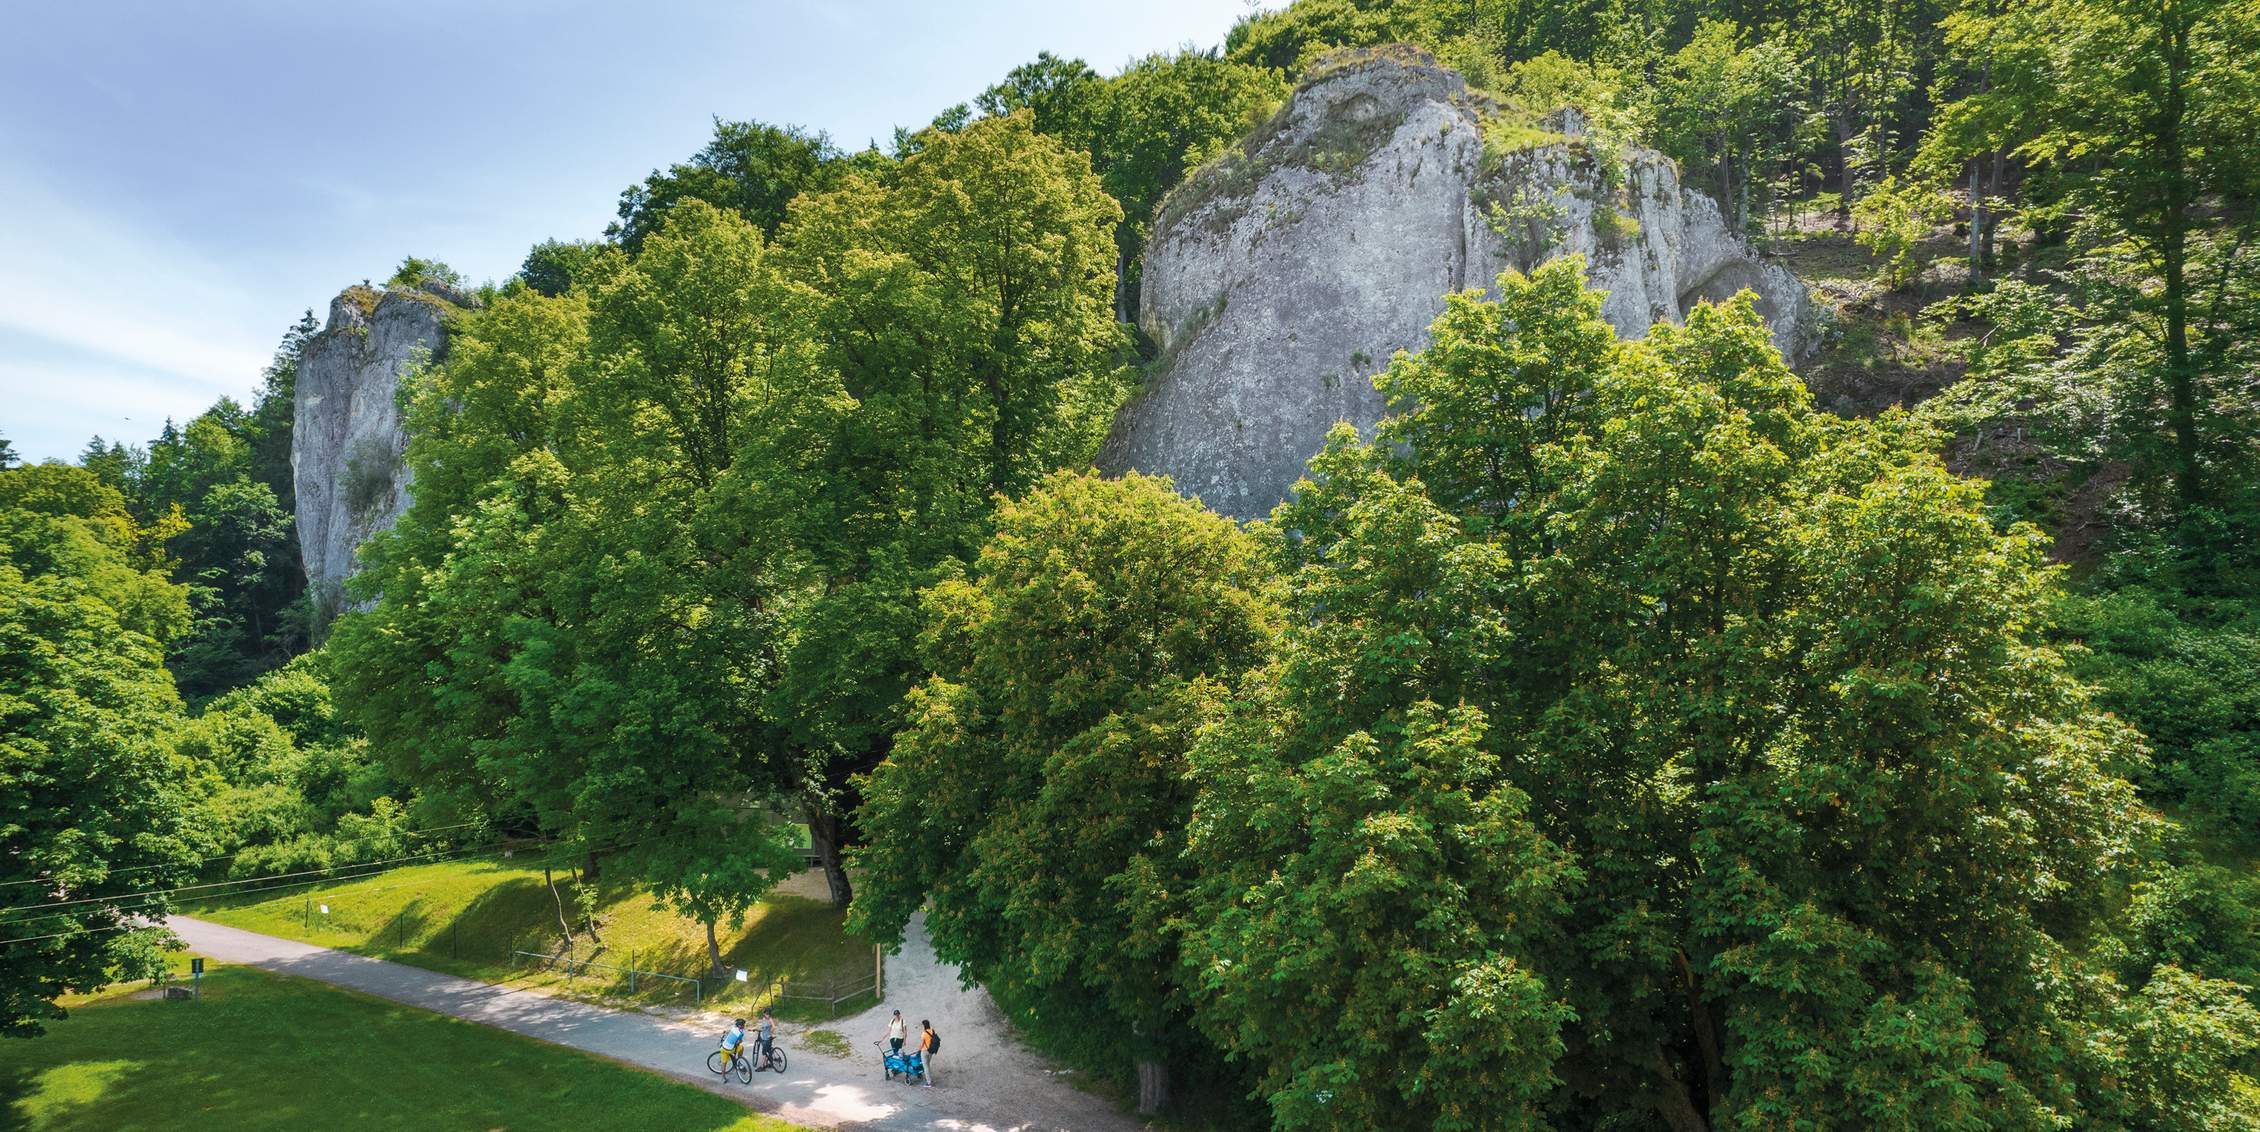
[292,284,456,621]
[1100,48,1821,520]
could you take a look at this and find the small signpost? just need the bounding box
[190,957,203,1001]
[734,969,749,984]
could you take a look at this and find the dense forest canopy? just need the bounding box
[6,0,2258,1127]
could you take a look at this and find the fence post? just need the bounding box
[874,943,883,1002]
[629,953,637,994]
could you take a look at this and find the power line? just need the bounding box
[0,840,516,924]
[0,821,489,890]
[0,835,650,948]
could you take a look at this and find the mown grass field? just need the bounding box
[0,956,802,1132]
[185,857,877,1019]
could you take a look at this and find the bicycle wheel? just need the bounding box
[734,1054,753,1084]
[768,1048,787,1073]
[707,1050,729,1076]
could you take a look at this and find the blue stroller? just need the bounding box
[876,1040,926,1083]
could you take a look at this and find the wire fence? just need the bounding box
[512,948,705,1003]
[767,964,883,1016]
[130,846,888,1019]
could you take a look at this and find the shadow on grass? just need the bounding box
[185,864,876,1018]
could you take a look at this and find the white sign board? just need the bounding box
[318,904,329,914]
[734,969,749,983]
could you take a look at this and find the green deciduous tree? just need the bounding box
[770,111,1130,904]
[1183,463,1578,1131]
[333,204,825,947]
[1651,20,1816,234]
[852,471,1279,1114]
[516,239,616,298]
[610,119,846,252]
[179,654,410,879]
[1180,261,2257,1129]
[75,307,319,698]
[0,465,200,1036]
[984,50,1287,321]
[1933,0,2260,516]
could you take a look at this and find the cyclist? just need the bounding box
[719,1018,749,1068]
[755,1011,777,1068]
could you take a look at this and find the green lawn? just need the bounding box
[186,858,877,1020]
[0,957,801,1132]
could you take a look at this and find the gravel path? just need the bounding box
[169,914,1146,1132]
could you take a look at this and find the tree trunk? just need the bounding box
[1136,1058,1169,1116]
[568,865,603,944]
[581,847,601,885]
[1971,50,1995,284]
[2160,13,2201,514]
[543,866,573,943]
[1833,114,1858,229]
[1649,1044,1711,1132]
[1967,158,1986,289]
[1719,148,1735,229]
[807,804,853,908]
[705,919,725,976]
[1981,150,2003,265]
[1677,950,1728,1110]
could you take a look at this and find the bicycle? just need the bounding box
[707,1046,753,1084]
[755,1040,789,1073]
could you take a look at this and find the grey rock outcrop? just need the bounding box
[292,284,456,621]
[1100,48,1821,520]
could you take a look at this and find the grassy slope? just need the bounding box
[186,858,875,1019]
[0,957,801,1132]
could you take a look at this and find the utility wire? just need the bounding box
[0,835,649,948]
[0,840,513,919]
[0,820,489,890]
[0,841,523,929]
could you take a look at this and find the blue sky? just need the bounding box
[0,0,1253,463]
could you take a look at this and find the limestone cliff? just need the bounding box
[1100,48,1821,520]
[292,282,461,621]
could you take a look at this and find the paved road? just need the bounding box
[169,915,1144,1132]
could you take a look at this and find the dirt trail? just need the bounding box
[819,910,1141,1131]
[169,906,1146,1132]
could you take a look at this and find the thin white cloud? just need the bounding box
[0,356,240,462]
[0,174,275,399]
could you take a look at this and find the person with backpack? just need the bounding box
[918,1019,941,1087]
